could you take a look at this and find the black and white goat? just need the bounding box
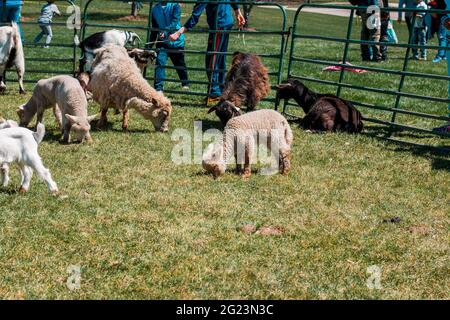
[0,23,25,94]
[78,29,142,72]
[276,79,363,133]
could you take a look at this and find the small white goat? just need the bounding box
[202,109,293,178]
[0,123,58,194]
[0,23,25,94]
[17,75,96,143]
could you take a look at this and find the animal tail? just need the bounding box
[125,97,152,119]
[33,123,45,144]
[11,22,23,52]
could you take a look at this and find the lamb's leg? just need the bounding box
[27,158,58,194]
[17,66,25,94]
[122,109,129,131]
[53,104,63,129]
[1,163,10,187]
[35,109,44,129]
[242,138,254,178]
[62,121,72,143]
[0,70,6,94]
[19,165,33,193]
[97,108,108,129]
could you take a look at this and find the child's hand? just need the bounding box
[235,9,245,28]
[169,32,180,42]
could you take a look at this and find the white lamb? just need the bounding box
[0,23,25,94]
[0,123,58,194]
[202,109,293,178]
[88,44,172,132]
[17,75,96,143]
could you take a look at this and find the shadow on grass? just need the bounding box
[364,126,450,172]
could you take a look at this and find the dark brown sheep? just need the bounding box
[276,79,363,133]
[208,52,271,126]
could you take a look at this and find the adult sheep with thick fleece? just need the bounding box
[17,75,96,143]
[88,44,172,132]
[202,109,293,178]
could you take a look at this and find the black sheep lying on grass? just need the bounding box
[276,79,364,133]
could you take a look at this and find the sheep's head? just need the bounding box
[275,79,306,101]
[65,114,96,143]
[208,100,242,126]
[202,143,226,178]
[0,118,18,129]
[150,93,172,132]
[127,32,141,46]
[17,104,35,127]
[76,72,90,92]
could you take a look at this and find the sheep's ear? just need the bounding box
[87,114,97,123]
[65,114,80,124]
[232,106,241,113]
[207,106,217,114]
[0,117,5,123]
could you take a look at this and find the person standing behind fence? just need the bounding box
[398,0,417,37]
[354,0,383,62]
[0,0,24,41]
[168,0,245,105]
[149,1,189,92]
[429,0,448,63]
[411,0,428,60]
[33,0,61,48]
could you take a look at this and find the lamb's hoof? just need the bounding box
[19,89,26,95]
[122,126,129,132]
[51,189,60,196]
[19,187,28,193]
[96,122,106,130]
[241,171,251,179]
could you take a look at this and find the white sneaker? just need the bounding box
[181,86,190,91]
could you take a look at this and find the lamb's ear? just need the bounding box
[65,114,81,124]
[207,106,217,114]
[232,106,241,112]
[87,114,97,123]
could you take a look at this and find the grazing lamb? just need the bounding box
[276,79,363,133]
[88,44,172,132]
[78,29,141,72]
[17,75,96,143]
[0,23,25,94]
[0,123,58,194]
[202,109,293,178]
[208,52,271,126]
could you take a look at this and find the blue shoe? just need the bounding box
[432,56,443,63]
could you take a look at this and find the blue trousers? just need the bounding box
[206,26,231,97]
[412,27,427,59]
[154,46,189,91]
[436,20,448,59]
[0,5,24,41]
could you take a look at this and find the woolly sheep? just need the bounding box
[88,44,172,132]
[202,109,293,178]
[17,75,96,143]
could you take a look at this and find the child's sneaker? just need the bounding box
[432,56,443,63]
[43,45,49,49]
[181,85,190,91]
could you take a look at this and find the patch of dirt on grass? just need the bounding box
[406,225,430,235]
[117,15,147,22]
[240,224,285,236]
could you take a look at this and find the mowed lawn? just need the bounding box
[0,1,449,299]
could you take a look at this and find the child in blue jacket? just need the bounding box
[149,1,189,92]
[169,0,245,103]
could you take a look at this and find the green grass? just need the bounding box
[0,1,449,299]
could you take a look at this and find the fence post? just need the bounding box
[336,8,354,98]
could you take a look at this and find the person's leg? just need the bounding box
[435,21,447,60]
[360,13,371,61]
[44,25,53,47]
[206,29,224,97]
[419,28,427,60]
[369,20,381,61]
[412,28,419,59]
[34,25,46,44]
[168,48,189,88]
[405,16,413,38]
[215,30,230,92]
[380,18,389,61]
[154,48,167,91]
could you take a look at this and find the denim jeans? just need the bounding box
[412,27,427,59]
[34,24,53,46]
[436,19,448,59]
